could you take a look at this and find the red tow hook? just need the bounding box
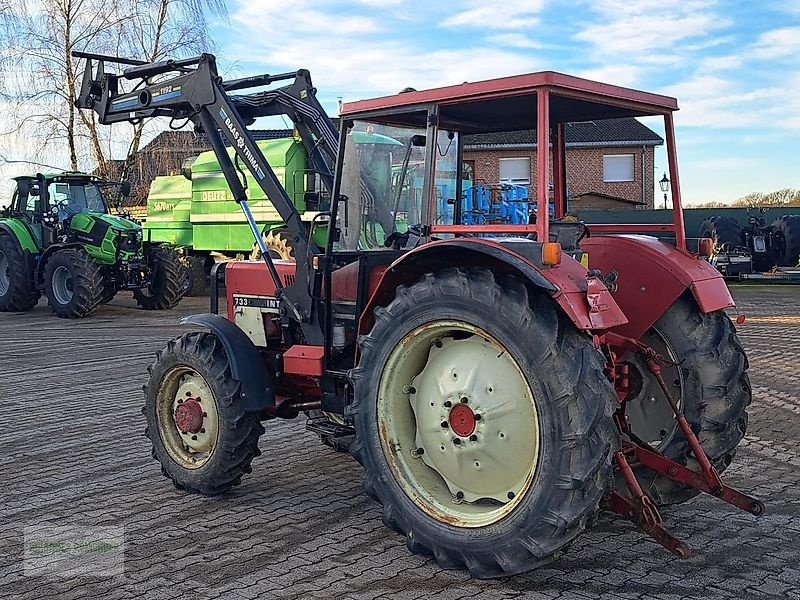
[643,352,724,495]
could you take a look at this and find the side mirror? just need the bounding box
[30,185,40,197]
[411,135,426,147]
[120,181,131,197]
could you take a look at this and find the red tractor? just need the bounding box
[76,52,761,578]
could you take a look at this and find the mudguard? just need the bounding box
[179,313,275,412]
[0,220,39,253]
[34,243,84,285]
[359,238,627,335]
[581,234,734,339]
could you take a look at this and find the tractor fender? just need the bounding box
[179,313,275,412]
[34,243,85,285]
[358,238,627,335]
[0,220,39,253]
[581,234,734,340]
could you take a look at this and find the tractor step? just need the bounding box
[305,415,355,439]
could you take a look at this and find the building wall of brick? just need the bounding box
[464,145,657,209]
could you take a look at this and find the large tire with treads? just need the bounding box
[698,216,742,250]
[770,215,800,267]
[0,234,39,312]
[43,248,104,318]
[349,267,618,578]
[629,294,750,506]
[143,331,265,495]
[134,247,187,310]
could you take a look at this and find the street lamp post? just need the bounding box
[659,172,670,210]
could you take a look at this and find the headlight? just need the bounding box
[117,231,141,252]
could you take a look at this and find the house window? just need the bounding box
[498,157,530,185]
[603,154,635,182]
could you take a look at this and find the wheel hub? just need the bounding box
[174,398,204,433]
[448,403,476,437]
[0,251,9,296]
[408,334,538,505]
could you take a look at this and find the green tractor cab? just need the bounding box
[0,172,187,318]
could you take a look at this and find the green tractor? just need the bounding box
[0,172,187,318]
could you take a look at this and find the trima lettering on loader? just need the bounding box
[75,51,761,577]
[0,172,187,318]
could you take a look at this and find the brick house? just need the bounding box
[462,118,663,210]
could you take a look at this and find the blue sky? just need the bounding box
[214,0,799,205]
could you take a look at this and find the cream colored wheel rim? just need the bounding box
[156,367,220,469]
[377,320,540,528]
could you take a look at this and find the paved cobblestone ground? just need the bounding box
[1,285,798,599]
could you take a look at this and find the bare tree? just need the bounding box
[116,0,226,182]
[0,0,225,180]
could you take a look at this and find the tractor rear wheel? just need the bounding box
[349,268,617,578]
[143,331,265,495]
[251,228,296,261]
[43,249,104,318]
[623,294,750,506]
[0,234,39,312]
[698,216,741,250]
[770,215,800,267]
[134,247,187,310]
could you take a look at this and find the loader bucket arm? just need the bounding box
[73,51,323,344]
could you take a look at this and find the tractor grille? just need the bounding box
[119,232,141,253]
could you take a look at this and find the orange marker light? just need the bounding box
[698,238,714,257]
[542,242,562,266]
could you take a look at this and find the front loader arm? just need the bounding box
[74,51,323,344]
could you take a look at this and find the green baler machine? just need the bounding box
[144,137,315,295]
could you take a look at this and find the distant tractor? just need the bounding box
[0,172,186,318]
[699,209,800,275]
[76,52,762,577]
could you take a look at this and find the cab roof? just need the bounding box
[340,71,678,133]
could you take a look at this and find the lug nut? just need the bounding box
[441,421,449,428]
[474,414,482,421]
[185,391,191,397]
[507,492,515,500]
[200,428,205,434]
[460,397,468,403]
[444,400,452,408]
[191,435,198,441]
[453,438,461,445]
[177,399,183,404]
[456,491,464,499]
[469,434,478,442]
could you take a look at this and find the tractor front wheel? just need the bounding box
[622,294,751,506]
[143,331,265,495]
[43,249,104,318]
[0,234,39,312]
[134,247,188,310]
[350,268,617,578]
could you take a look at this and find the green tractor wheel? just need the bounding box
[0,234,40,312]
[43,249,104,318]
[134,247,188,310]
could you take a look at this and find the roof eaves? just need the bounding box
[463,139,662,151]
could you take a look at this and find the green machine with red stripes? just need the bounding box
[0,172,186,318]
